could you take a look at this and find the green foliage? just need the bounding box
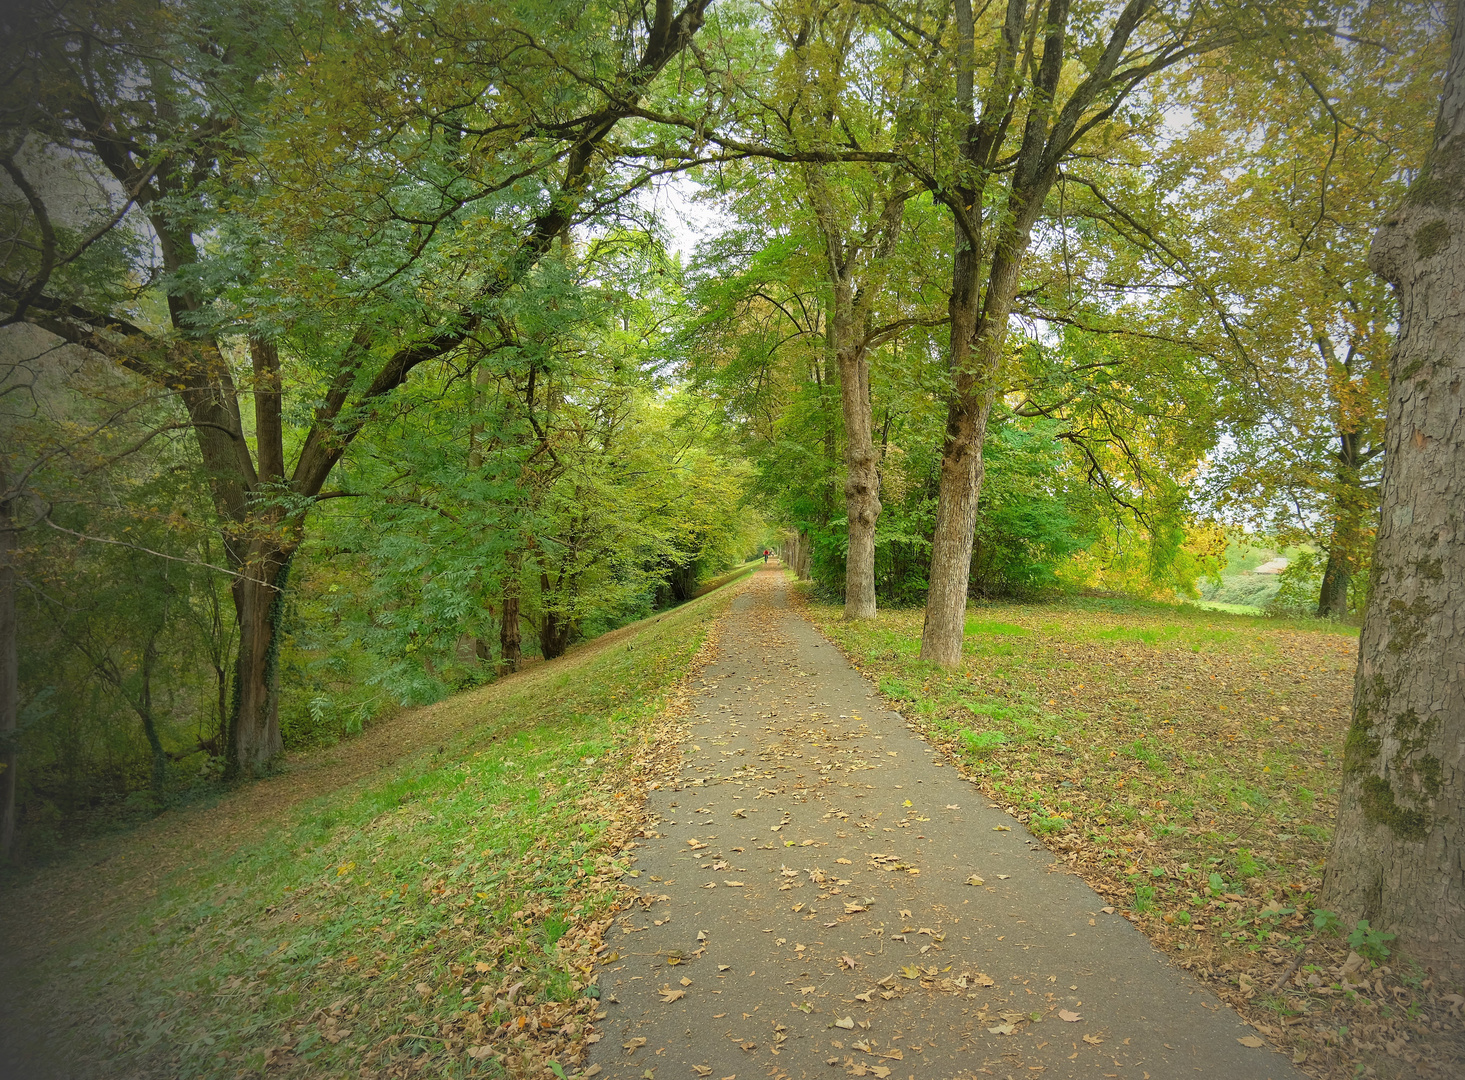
[1347,919,1397,962]
[1268,551,1324,617]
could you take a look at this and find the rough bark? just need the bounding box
[0,471,16,860]
[1322,0,1465,976]
[838,335,881,620]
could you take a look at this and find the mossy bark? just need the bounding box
[1323,2,1465,976]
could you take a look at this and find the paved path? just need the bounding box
[590,568,1300,1080]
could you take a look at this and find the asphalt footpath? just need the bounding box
[588,566,1300,1080]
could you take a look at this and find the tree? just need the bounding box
[904,0,1246,666]
[0,0,711,771]
[1323,0,1465,975]
[1168,6,1443,618]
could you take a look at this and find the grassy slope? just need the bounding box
[803,591,1462,1079]
[1,571,753,1080]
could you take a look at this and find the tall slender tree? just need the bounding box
[912,0,1238,666]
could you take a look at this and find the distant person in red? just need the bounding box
[763,549,770,564]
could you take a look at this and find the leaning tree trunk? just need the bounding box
[0,471,17,859]
[1322,0,1465,976]
[228,544,292,774]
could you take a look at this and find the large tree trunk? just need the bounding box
[920,231,986,667]
[0,470,17,860]
[836,329,881,620]
[228,546,292,774]
[1322,0,1465,976]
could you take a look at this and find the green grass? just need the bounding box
[5,578,749,1079]
[807,596,1359,950]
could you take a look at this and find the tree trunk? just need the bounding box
[228,546,292,775]
[537,569,574,660]
[1323,0,1465,976]
[500,556,522,673]
[837,330,881,620]
[1315,548,1352,620]
[0,470,17,860]
[919,224,987,668]
[1318,428,1367,619]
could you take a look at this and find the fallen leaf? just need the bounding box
[945,804,959,809]
[870,1068,892,1078]
[834,1016,856,1029]
[836,857,852,864]
[680,976,692,986]
[880,1048,903,1060]
[996,874,1010,880]
[474,962,492,973]
[718,964,732,972]
[844,901,868,913]
[791,903,805,912]
[1100,906,1115,914]
[902,800,913,807]
[800,985,817,994]
[1082,1034,1104,1045]
[839,955,858,970]
[987,1023,1016,1035]
[724,880,745,887]
[1059,1010,1082,1022]
[854,990,874,1002]
[740,1040,756,1051]
[1238,1035,1266,1048]
[693,1067,712,1077]
[992,825,1010,832]
[466,1045,493,1060]
[415,982,433,997]
[624,1037,648,1052]
[584,1068,601,1078]
[966,875,984,886]
[732,809,747,818]
[900,966,921,979]
[973,973,995,986]
[659,986,686,1002]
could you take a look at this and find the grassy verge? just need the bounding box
[801,591,1462,1080]
[3,577,749,1080]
